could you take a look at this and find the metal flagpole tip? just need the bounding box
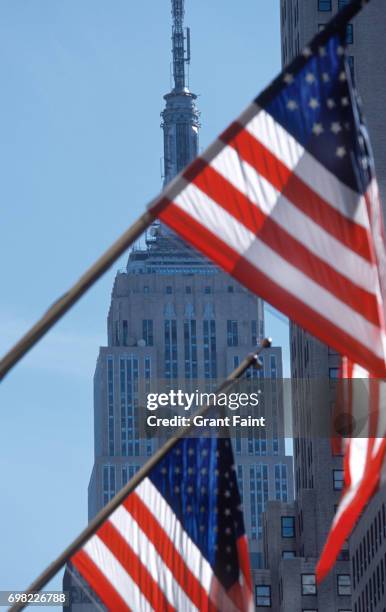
[261,337,272,349]
[251,337,272,369]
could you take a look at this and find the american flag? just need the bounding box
[317,359,386,582]
[149,7,386,582]
[152,23,386,377]
[70,437,253,611]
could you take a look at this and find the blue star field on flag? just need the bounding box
[264,32,372,195]
[150,436,245,590]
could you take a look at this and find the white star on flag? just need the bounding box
[331,122,342,134]
[312,123,324,136]
[336,146,346,157]
[287,99,298,110]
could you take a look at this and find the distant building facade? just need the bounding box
[251,1,386,610]
[350,482,386,612]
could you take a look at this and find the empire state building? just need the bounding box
[64,2,292,608]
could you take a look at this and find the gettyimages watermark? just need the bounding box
[134,378,284,438]
[128,378,386,440]
[146,388,266,430]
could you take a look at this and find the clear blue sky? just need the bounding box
[0,0,286,593]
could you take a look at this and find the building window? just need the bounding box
[251,320,258,345]
[203,320,217,379]
[120,357,139,456]
[103,465,116,506]
[275,464,288,502]
[184,320,197,379]
[144,356,152,455]
[143,285,149,293]
[346,23,353,44]
[144,356,151,388]
[228,285,234,293]
[282,551,296,559]
[107,358,115,456]
[114,320,120,346]
[185,286,192,294]
[329,367,339,379]
[204,286,211,294]
[164,320,178,379]
[249,465,268,540]
[142,319,153,346]
[301,574,317,595]
[166,285,172,294]
[122,320,128,346]
[256,585,271,607]
[338,0,350,8]
[318,0,332,11]
[227,320,238,346]
[333,469,345,490]
[281,516,295,538]
[259,318,264,340]
[270,355,277,377]
[337,574,351,596]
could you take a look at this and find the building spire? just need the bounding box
[161,0,200,187]
[171,0,190,91]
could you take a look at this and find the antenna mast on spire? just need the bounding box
[161,0,199,186]
[171,0,190,91]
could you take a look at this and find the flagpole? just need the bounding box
[0,0,371,383]
[8,338,271,612]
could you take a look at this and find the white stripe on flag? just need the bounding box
[209,145,380,294]
[110,506,198,612]
[172,182,386,358]
[136,479,240,612]
[83,535,154,612]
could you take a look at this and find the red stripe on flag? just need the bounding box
[316,437,386,583]
[71,548,131,612]
[124,492,211,611]
[97,520,175,612]
[158,200,386,376]
[189,163,381,326]
[236,536,252,593]
[226,126,374,263]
